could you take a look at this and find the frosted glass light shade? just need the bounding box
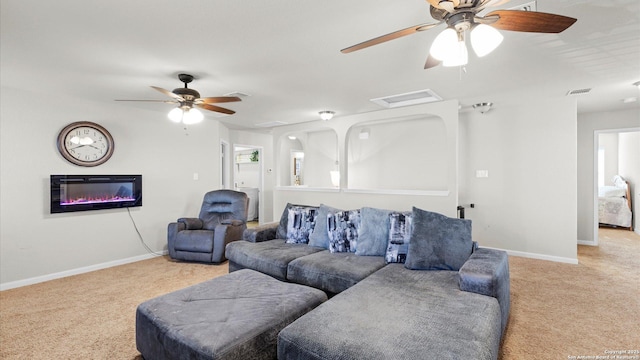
[182,108,204,124]
[442,40,468,67]
[471,24,503,57]
[168,107,204,124]
[430,28,458,61]
[168,107,184,123]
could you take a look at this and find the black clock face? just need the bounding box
[57,122,114,166]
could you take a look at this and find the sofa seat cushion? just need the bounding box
[174,230,214,252]
[286,251,386,294]
[278,264,502,360]
[225,239,324,281]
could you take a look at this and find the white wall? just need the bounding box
[618,131,640,233]
[459,98,578,262]
[348,117,448,191]
[598,133,619,186]
[0,87,225,287]
[577,108,640,242]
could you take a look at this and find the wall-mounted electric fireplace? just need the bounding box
[50,175,142,213]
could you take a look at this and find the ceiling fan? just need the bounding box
[341,0,577,69]
[116,73,241,124]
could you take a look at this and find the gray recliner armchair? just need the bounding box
[168,190,249,263]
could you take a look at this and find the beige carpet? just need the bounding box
[1,228,638,359]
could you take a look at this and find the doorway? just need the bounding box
[220,140,230,189]
[234,144,263,223]
[593,128,640,245]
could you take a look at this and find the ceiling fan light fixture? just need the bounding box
[470,24,503,57]
[319,111,335,121]
[182,108,204,125]
[442,39,468,67]
[168,106,204,124]
[430,28,458,61]
[168,107,184,123]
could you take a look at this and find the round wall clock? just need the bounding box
[57,121,114,167]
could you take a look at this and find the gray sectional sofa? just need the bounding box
[225,203,511,360]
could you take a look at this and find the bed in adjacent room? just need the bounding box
[598,175,633,230]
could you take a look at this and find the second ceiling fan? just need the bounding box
[341,0,577,69]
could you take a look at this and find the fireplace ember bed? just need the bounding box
[50,175,142,213]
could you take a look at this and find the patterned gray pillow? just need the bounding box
[285,206,319,244]
[328,209,361,253]
[277,203,316,240]
[385,211,413,264]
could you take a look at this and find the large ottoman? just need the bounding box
[136,269,328,360]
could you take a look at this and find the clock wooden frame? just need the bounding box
[57,121,115,167]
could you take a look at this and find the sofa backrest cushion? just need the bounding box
[356,207,392,256]
[384,211,413,264]
[308,204,339,249]
[404,207,472,271]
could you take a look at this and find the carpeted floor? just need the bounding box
[0,228,638,359]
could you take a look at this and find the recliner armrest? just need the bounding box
[221,219,245,226]
[242,222,278,242]
[459,248,510,335]
[177,217,203,230]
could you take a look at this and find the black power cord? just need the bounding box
[127,207,164,256]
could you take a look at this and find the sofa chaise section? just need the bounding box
[278,264,503,360]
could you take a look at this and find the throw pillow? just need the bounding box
[285,206,319,244]
[327,209,361,253]
[308,204,340,249]
[356,207,392,256]
[385,211,413,264]
[276,203,317,240]
[404,207,473,271]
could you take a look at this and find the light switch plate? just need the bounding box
[476,170,489,178]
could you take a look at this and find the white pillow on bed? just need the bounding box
[599,186,626,198]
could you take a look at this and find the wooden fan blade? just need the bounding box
[424,54,442,69]
[486,10,577,33]
[150,86,185,101]
[199,96,242,104]
[115,99,177,104]
[341,22,440,53]
[197,103,235,115]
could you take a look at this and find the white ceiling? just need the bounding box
[2,0,639,130]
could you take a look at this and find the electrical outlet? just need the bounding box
[476,170,489,178]
[193,173,199,180]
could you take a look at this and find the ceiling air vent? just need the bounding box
[371,89,443,108]
[566,88,592,96]
[224,91,251,98]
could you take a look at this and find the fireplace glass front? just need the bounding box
[50,175,142,213]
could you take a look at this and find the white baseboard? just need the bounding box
[0,251,167,291]
[577,240,597,246]
[483,246,579,264]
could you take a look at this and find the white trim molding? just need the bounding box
[0,252,167,291]
[483,246,579,264]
